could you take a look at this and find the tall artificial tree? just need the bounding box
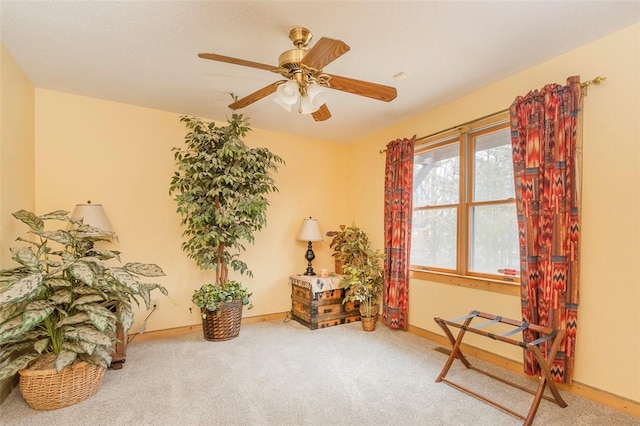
[169,112,283,285]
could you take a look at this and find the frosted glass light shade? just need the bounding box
[297,95,316,114]
[275,80,299,106]
[306,83,329,109]
[273,96,293,112]
[297,84,328,114]
[295,218,323,242]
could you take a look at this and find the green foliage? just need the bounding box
[168,113,284,286]
[329,224,372,267]
[0,210,167,379]
[191,280,253,318]
[332,225,385,318]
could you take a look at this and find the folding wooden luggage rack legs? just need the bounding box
[434,310,567,426]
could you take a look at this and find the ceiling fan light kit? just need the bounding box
[198,27,397,121]
[273,80,328,114]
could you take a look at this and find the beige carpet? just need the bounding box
[0,319,637,425]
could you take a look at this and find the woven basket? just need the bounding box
[201,299,243,341]
[359,304,379,319]
[361,315,377,332]
[19,355,105,411]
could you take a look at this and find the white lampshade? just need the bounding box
[298,95,315,115]
[71,202,116,237]
[296,218,323,242]
[297,84,328,114]
[306,83,329,109]
[276,80,299,105]
[273,96,293,112]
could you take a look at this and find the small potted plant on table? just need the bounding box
[169,109,283,341]
[0,209,166,410]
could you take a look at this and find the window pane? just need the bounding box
[411,207,457,270]
[469,204,519,276]
[414,142,459,206]
[473,128,514,202]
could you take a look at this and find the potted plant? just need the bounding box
[190,281,252,341]
[0,209,167,410]
[169,109,283,341]
[328,224,371,274]
[342,248,385,331]
[331,224,385,331]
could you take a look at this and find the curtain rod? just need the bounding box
[379,75,606,153]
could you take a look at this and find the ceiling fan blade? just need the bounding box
[312,104,331,122]
[301,37,350,70]
[326,74,397,102]
[229,81,283,110]
[198,53,278,72]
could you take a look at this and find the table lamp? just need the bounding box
[71,200,116,240]
[295,217,323,275]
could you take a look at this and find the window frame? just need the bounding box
[412,135,461,274]
[410,113,520,287]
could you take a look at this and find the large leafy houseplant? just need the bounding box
[329,224,372,273]
[169,112,283,318]
[331,224,385,319]
[0,209,167,379]
[341,249,385,318]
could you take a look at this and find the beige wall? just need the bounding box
[347,23,640,402]
[0,41,36,405]
[33,89,349,333]
[0,44,35,269]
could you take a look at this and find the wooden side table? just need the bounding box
[290,274,359,330]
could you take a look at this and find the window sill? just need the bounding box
[409,269,520,296]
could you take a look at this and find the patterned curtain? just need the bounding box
[382,136,415,330]
[509,76,582,384]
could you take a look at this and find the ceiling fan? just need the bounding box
[198,27,397,122]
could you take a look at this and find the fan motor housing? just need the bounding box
[279,48,308,70]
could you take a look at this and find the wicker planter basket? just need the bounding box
[201,299,243,341]
[361,315,377,332]
[359,304,379,319]
[19,355,105,411]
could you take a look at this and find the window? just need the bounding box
[411,117,519,282]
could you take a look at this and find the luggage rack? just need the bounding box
[434,310,567,425]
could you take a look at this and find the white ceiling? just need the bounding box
[2,1,639,143]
